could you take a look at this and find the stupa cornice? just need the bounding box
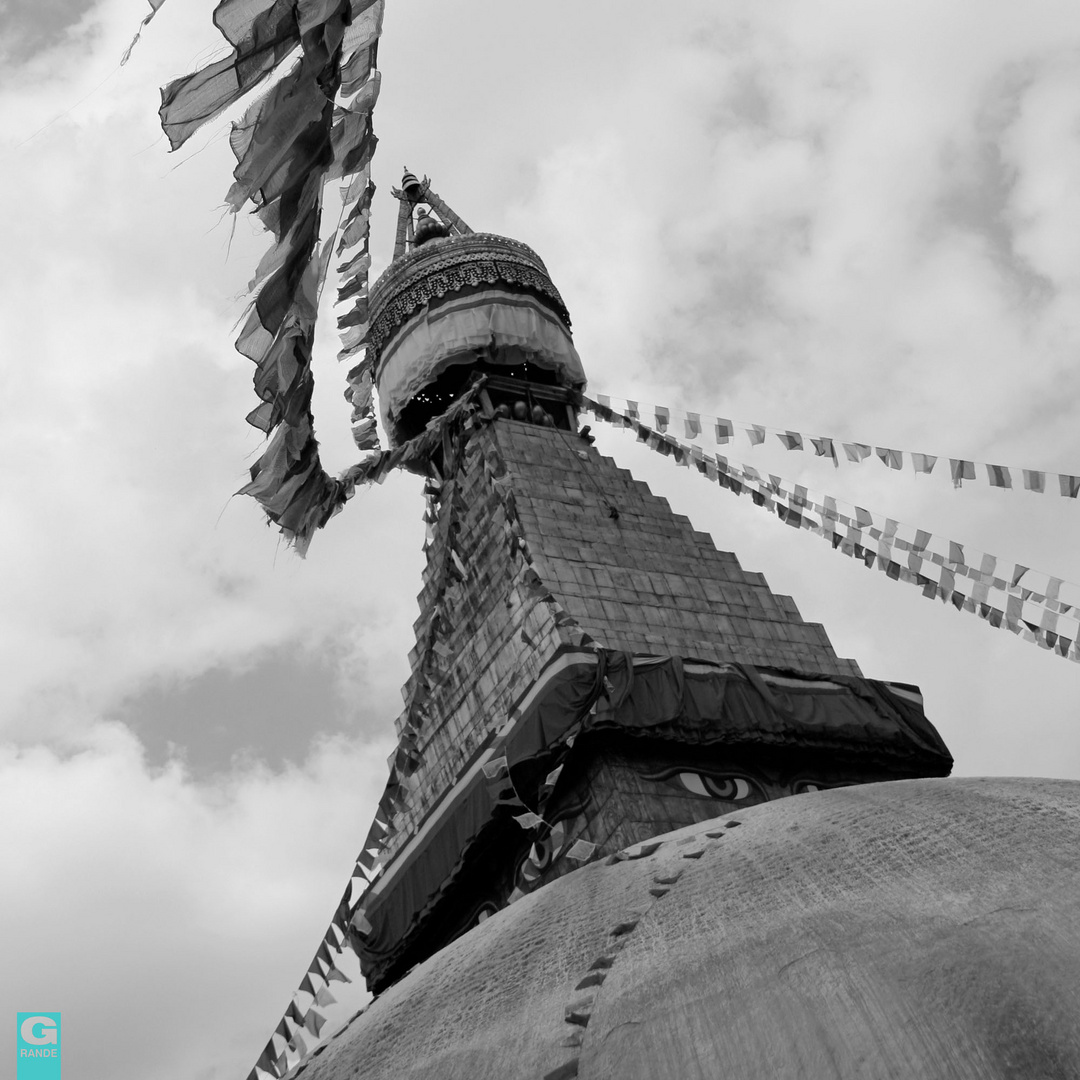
[367,232,572,359]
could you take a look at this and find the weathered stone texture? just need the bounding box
[496,420,860,675]
[305,778,1080,1080]
[383,418,859,861]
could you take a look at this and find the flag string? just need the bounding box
[584,396,1080,663]
[592,393,1080,498]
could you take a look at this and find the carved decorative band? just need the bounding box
[368,235,572,358]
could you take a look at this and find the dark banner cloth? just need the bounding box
[361,769,494,964]
[358,652,952,977]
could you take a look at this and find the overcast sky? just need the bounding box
[3,1,1080,1077]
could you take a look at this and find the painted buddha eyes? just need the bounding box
[676,772,760,802]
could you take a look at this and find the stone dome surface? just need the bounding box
[299,777,1080,1080]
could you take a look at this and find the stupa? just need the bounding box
[272,179,1080,1080]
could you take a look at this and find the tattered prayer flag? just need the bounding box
[121,0,167,64]
[912,453,937,475]
[482,756,508,780]
[843,442,872,463]
[811,436,838,466]
[876,447,902,470]
[950,459,976,487]
[747,425,766,446]
[654,406,670,432]
[715,418,734,443]
[543,764,564,789]
[1059,474,1080,498]
[684,412,702,439]
[1011,564,1029,587]
[987,464,1012,489]
[1023,469,1046,492]
[778,431,803,451]
[566,839,597,862]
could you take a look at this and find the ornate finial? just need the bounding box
[412,208,451,247]
[401,169,423,201]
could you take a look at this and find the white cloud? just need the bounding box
[3,0,1080,1076]
[0,724,389,1079]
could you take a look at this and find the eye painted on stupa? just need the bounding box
[675,772,764,803]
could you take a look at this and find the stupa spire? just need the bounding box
[392,168,473,258]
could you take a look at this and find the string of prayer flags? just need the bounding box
[593,393,1079,500]
[163,0,386,555]
[584,396,1080,663]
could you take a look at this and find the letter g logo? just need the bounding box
[20,1016,57,1045]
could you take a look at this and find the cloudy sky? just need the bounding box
[3,0,1080,1077]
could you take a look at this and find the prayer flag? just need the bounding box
[912,453,937,474]
[715,418,734,443]
[811,436,838,466]
[566,839,597,862]
[596,394,611,408]
[843,442,872,463]
[948,541,965,566]
[684,412,702,439]
[654,406,670,432]
[778,431,803,451]
[1011,564,1028,587]
[987,464,1012,488]
[876,447,903,470]
[1023,469,1045,492]
[950,459,976,487]
[747,425,766,445]
[513,812,544,829]
[1059,474,1080,498]
[626,400,639,419]
[855,506,873,528]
